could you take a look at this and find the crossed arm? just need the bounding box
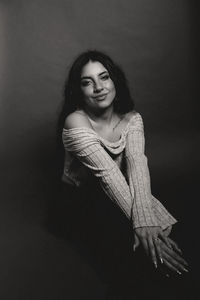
[62,113,188,274]
[124,120,188,273]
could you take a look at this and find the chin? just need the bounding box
[97,95,115,105]
[96,100,114,109]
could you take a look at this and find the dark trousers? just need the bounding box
[57,182,195,300]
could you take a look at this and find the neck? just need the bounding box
[84,105,114,124]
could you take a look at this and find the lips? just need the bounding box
[93,94,108,100]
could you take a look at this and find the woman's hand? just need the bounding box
[133,226,189,275]
[133,226,171,268]
[159,237,189,275]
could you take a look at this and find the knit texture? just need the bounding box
[62,112,177,230]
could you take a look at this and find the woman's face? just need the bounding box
[80,60,116,111]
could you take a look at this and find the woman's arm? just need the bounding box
[124,112,177,230]
[124,112,185,269]
[62,113,134,220]
[63,113,189,273]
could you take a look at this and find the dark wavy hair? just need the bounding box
[63,50,134,115]
[56,50,135,177]
[58,50,134,129]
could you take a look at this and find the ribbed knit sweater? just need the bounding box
[62,112,177,230]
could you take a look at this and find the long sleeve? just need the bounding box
[151,195,177,229]
[62,128,134,219]
[125,113,177,229]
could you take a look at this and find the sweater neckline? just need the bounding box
[63,113,136,146]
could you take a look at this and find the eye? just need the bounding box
[81,80,92,87]
[101,74,110,81]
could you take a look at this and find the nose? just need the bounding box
[94,80,103,93]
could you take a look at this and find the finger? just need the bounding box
[140,237,149,257]
[148,237,158,268]
[162,251,189,274]
[167,237,183,255]
[163,257,182,275]
[161,242,188,267]
[133,234,140,252]
[161,244,189,273]
[158,233,172,249]
[153,238,163,265]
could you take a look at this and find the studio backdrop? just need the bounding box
[0,0,198,299]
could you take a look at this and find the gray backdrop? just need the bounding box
[0,0,198,299]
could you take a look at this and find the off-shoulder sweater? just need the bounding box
[62,111,177,230]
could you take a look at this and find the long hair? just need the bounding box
[63,50,134,115]
[56,50,135,177]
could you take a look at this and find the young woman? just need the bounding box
[57,50,189,288]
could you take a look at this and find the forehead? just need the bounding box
[81,61,108,77]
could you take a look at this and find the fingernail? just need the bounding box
[133,245,136,252]
[183,268,189,273]
[160,257,163,264]
[176,270,182,275]
[154,261,157,269]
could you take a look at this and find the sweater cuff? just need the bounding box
[132,199,159,229]
[151,195,178,230]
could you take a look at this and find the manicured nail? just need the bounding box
[176,270,182,275]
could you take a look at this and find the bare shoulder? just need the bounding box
[64,110,92,130]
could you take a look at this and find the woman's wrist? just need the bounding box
[163,225,172,237]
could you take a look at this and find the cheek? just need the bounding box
[81,87,92,97]
[108,80,115,91]
[109,82,116,95]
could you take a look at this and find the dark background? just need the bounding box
[0,0,199,299]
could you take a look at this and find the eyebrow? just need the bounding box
[81,71,108,80]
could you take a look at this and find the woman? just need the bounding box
[58,50,189,287]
